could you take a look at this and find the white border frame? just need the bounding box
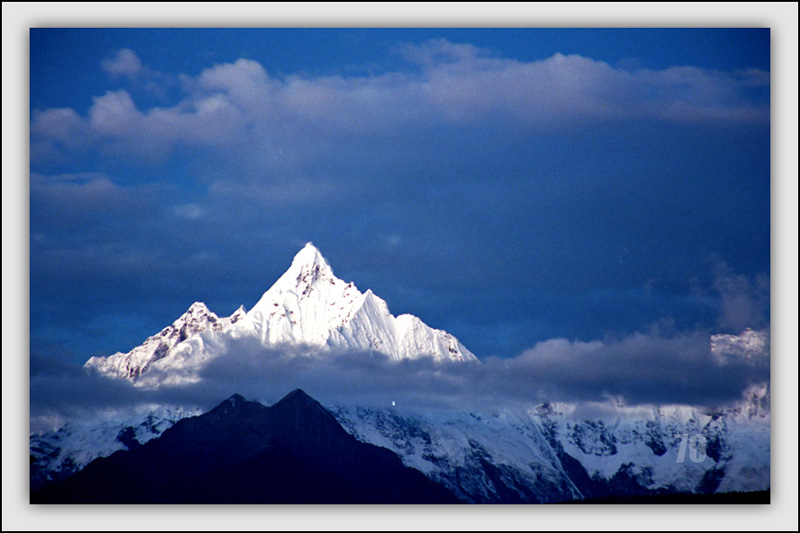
[4,3,797,531]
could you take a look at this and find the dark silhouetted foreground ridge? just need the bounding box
[32,389,458,504]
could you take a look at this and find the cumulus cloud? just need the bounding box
[100,48,176,98]
[76,88,244,160]
[395,39,491,66]
[101,49,144,78]
[495,326,769,406]
[30,107,86,141]
[31,40,769,168]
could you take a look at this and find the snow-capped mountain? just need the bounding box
[31,386,769,502]
[84,243,476,384]
[40,245,768,502]
[242,243,475,363]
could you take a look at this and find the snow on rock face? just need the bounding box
[330,404,583,503]
[242,243,476,362]
[245,243,368,347]
[30,405,200,491]
[84,303,246,381]
[31,387,769,500]
[331,390,770,503]
[84,243,476,384]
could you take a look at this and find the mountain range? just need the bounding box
[32,390,457,504]
[32,243,770,503]
[32,386,769,504]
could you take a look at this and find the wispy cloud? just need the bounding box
[713,259,770,333]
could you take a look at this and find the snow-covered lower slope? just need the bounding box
[330,405,582,503]
[31,386,768,501]
[30,405,200,491]
[531,385,770,498]
[84,243,476,385]
[331,385,770,502]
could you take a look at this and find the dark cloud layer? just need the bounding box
[31,324,770,427]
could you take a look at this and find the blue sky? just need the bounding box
[30,28,770,365]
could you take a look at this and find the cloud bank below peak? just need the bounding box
[31,323,769,424]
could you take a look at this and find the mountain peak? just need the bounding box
[173,302,222,332]
[291,242,329,270]
[187,301,210,312]
[205,393,266,420]
[272,389,326,413]
[296,241,324,260]
[225,393,248,406]
[262,242,336,297]
[278,388,315,405]
[179,301,213,321]
[290,242,333,282]
[85,302,247,382]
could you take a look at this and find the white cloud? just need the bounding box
[395,38,490,66]
[100,48,178,99]
[88,90,139,134]
[30,107,85,140]
[31,40,769,168]
[101,48,144,78]
[197,58,274,110]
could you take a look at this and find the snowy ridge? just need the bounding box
[84,243,476,384]
[30,405,200,491]
[32,387,768,500]
[331,385,770,502]
[84,302,246,380]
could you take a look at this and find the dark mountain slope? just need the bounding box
[32,390,458,504]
